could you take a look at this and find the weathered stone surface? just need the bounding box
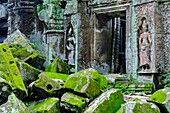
[148,87,170,113]
[4,30,46,69]
[117,98,160,113]
[84,88,124,113]
[41,72,69,81]
[64,69,105,100]
[45,58,70,74]
[30,97,60,113]
[0,93,29,113]
[0,74,12,104]
[16,60,41,86]
[31,73,65,98]
[60,92,87,113]
[0,44,27,98]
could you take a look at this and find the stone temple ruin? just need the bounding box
[0,0,170,92]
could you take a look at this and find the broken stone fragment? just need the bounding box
[16,60,41,86]
[30,73,65,98]
[4,30,45,69]
[45,58,70,74]
[64,72,101,100]
[30,97,60,113]
[117,98,160,113]
[148,87,170,113]
[0,93,29,113]
[84,88,124,113]
[0,74,12,104]
[41,72,69,81]
[0,44,27,98]
[60,92,87,113]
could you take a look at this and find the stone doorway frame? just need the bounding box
[89,2,132,74]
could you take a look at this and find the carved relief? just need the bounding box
[66,23,75,71]
[138,18,151,71]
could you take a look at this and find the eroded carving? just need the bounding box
[138,18,151,71]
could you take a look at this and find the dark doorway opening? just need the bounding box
[111,12,126,74]
[95,11,126,74]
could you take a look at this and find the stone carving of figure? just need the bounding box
[0,4,7,19]
[138,18,151,70]
[66,24,75,67]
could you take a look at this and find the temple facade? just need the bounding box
[0,0,170,80]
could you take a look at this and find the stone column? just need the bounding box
[7,0,36,37]
[37,0,65,66]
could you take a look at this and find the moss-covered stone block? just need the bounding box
[4,30,45,69]
[16,60,41,86]
[30,97,60,113]
[45,58,70,74]
[64,72,101,100]
[31,73,64,98]
[148,87,170,113]
[60,92,87,113]
[76,68,108,90]
[0,44,27,98]
[117,98,160,113]
[42,72,69,81]
[84,88,124,113]
[0,93,29,113]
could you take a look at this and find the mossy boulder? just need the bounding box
[30,73,65,98]
[45,58,70,74]
[75,68,109,90]
[16,60,41,86]
[4,30,45,69]
[60,92,87,113]
[117,98,160,113]
[30,97,60,113]
[84,88,124,113]
[148,87,170,113]
[0,93,29,113]
[0,44,27,98]
[64,73,101,100]
[41,72,69,81]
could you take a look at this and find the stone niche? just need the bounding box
[88,0,131,74]
[0,1,8,43]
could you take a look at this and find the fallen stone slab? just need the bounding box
[148,87,170,113]
[60,92,87,113]
[117,98,160,113]
[0,93,29,113]
[84,88,124,113]
[30,97,60,113]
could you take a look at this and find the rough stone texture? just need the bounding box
[84,88,124,113]
[41,72,69,81]
[31,72,65,98]
[7,0,36,37]
[0,44,27,98]
[16,60,41,86]
[117,98,160,113]
[45,58,70,74]
[4,30,46,69]
[60,92,87,113]
[30,97,60,113]
[64,69,103,100]
[0,93,29,113]
[148,87,170,113]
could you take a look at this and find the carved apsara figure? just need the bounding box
[138,18,151,70]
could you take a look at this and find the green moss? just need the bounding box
[61,92,86,109]
[45,58,70,74]
[31,97,60,113]
[133,103,160,113]
[0,44,27,97]
[41,72,68,81]
[149,89,167,103]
